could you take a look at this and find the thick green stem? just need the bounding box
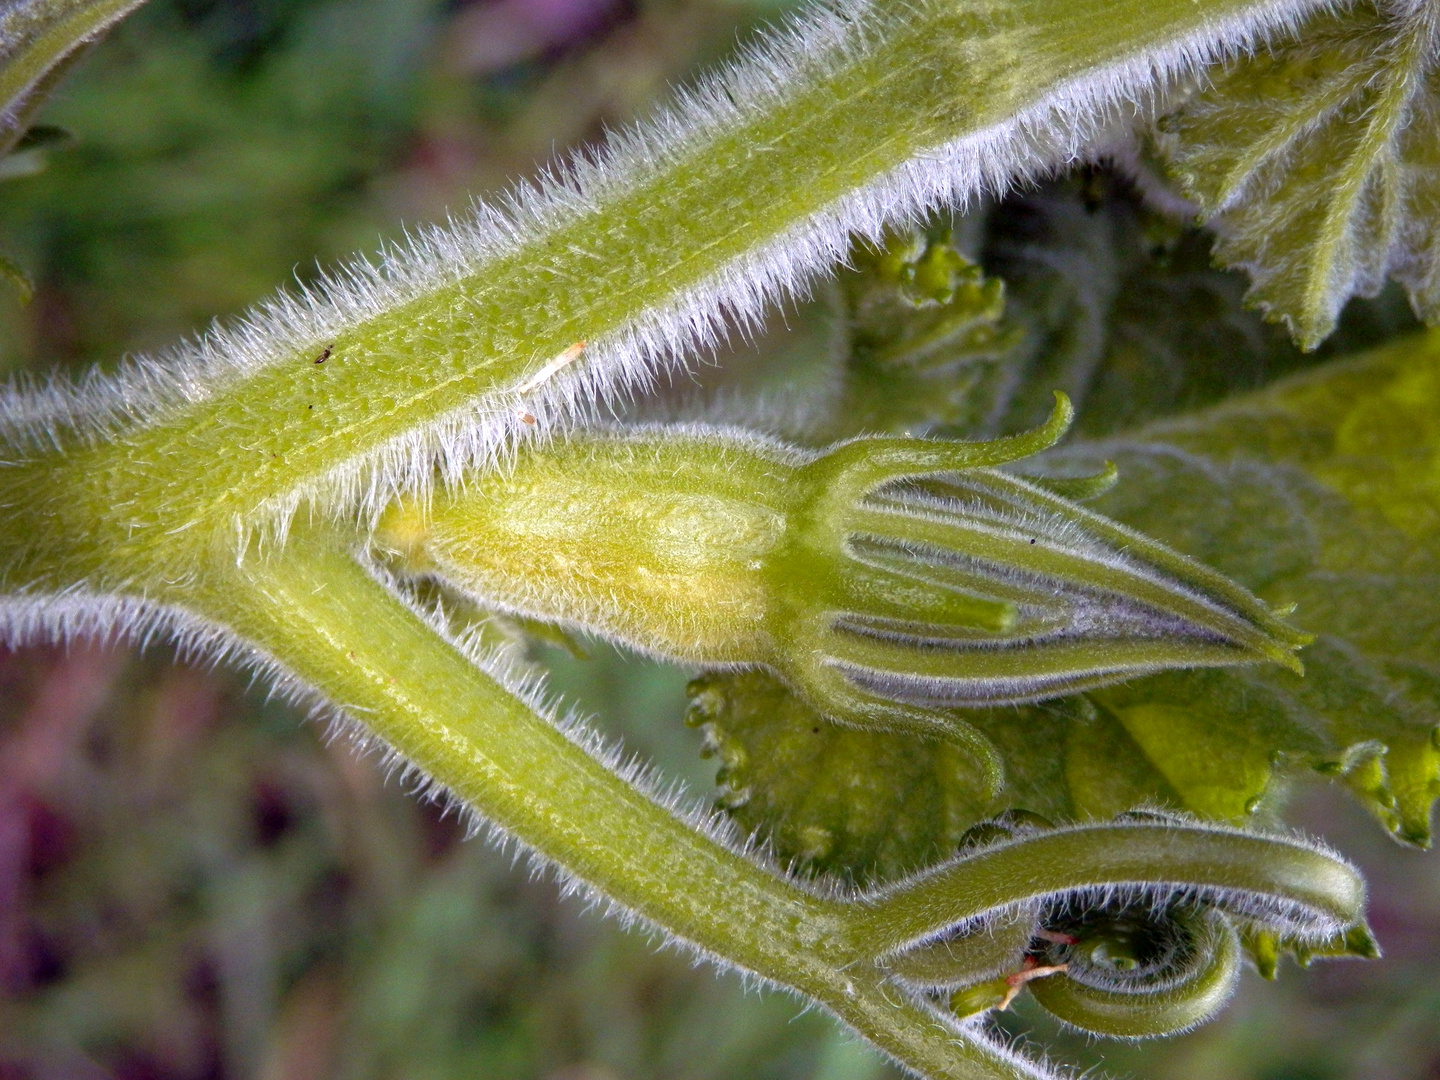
[195,534,844,970]
[0,0,1309,584]
[188,530,1053,1080]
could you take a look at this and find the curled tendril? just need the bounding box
[854,817,1364,956]
[1026,899,1241,1038]
[842,815,1371,1041]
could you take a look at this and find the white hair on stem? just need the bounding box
[0,0,1336,553]
[0,573,1351,1080]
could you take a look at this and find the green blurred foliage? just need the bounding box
[0,0,784,370]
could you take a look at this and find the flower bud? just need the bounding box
[376,395,1306,783]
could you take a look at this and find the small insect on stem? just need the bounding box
[514,341,586,425]
[314,346,332,365]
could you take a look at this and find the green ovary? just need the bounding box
[377,433,797,662]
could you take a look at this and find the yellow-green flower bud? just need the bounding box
[376,395,1307,785]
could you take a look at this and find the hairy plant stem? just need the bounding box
[191,529,1038,1080]
[0,0,1309,584]
[173,529,1363,1080]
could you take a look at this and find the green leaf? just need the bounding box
[977,172,1307,437]
[692,332,1440,885]
[1154,1,1440,349]
[0,0,150,154]
[1075,330,1440,846]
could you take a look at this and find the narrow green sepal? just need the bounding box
[1339,922,1381,960]
[1027,462,1120,502]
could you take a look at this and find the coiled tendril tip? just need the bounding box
[855,815,1370,1042]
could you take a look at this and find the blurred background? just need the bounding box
[0,1,1437,1078]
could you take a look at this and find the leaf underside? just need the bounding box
[1155,1,1440,349]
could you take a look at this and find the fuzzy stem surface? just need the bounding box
[0,0,1314,583]
[192,530,1059,1080]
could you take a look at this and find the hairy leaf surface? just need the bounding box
[1155,1,1440,348]
[687,668,1080,882]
